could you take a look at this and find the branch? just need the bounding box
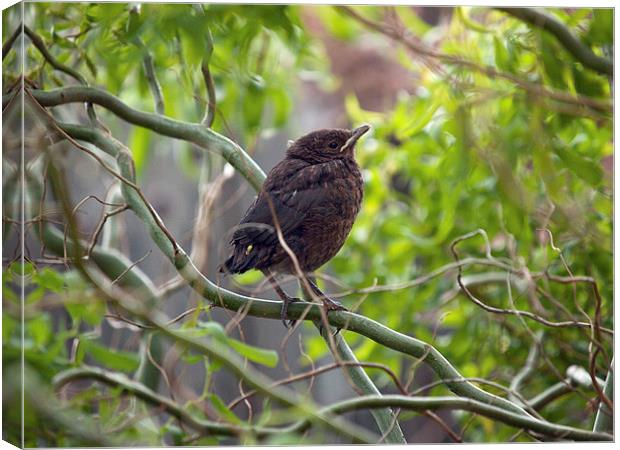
[496,7,612,77]
[449,230,612,335]
[15,86,265,191]
[2,23,21,60]
[509,334,540,405]
[128,6,165,115]
[23,25,87,85]
[308,395,612,441]
[6,364,122,447]
[53,366,286,438]
[228,360,408,410]
[22,25,100,125]
[593,358,613,433]
[528,365,603,411]
[528,381,573,412]
[29,163,379,445]
[201,27,216,127]
[33,123,533,420]
[140,43,165,115]
[336,6,611,114]
[314,317,407,443]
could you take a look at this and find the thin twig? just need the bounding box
[24,92,180,253]
[496,7,612,76]
[201,27,216,127]
[23,25,101,126]
[2,23,21,60]
[449,230,612,335]
[228,360,408,410]
[110,250,151,286]
[337,6,611,114]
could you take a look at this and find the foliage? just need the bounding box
[2,3,613,446]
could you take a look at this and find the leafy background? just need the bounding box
[2,3,613,445]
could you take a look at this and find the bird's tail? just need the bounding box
[219,246,259,274]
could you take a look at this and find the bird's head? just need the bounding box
[286,125,370,163]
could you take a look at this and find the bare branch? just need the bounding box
[593,358,614,433]
[2,23,21,60]
[496,7,612,76]
[336,6,611,114]
[23,25,101,125]
[228,360,408,410]
[140,43,165,115]
[305,394,612,441]
[449,231,613,335]
[16,86,266,191]
[509,335,541,405]
[201,27,216,127]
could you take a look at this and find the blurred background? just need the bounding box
[2,3,613,446]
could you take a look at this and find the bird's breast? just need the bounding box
[296,159,363,271]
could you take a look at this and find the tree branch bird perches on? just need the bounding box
[221,126,370,327]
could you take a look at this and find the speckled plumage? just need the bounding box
[220,126,369,327]
[222,127,367,277]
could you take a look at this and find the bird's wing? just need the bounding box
[231,163,327,248]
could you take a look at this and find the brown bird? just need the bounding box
[220,125,370,327]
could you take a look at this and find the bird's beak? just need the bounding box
[341,124,371,152]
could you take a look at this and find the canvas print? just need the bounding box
[2,2,613,446]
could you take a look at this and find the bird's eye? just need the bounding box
[328,141,339,149]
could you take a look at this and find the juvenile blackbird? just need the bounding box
[220,125,370,327]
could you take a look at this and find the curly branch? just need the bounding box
[32,164,379,446]
[449,231,612,335]
[496,7,612,77]
[53,366,285,438]
[140,43,165,115]
[2,23,21,60]
[336,6,611,114]
[593,359,614,433]
[30,126,532,420]
[201,27,216,127]
[23,25,100,125]
[14,86,265,190]
[306,394,612,441]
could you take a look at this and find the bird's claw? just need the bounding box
[280,297,301,329]
[318,298,347,336]
[323,298,347,312]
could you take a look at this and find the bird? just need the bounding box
[220,125,370,327]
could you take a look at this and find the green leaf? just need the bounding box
[32,267,65,293]
[540,33,567,89]
[226,339,278,368]
[584,9,612,46]
[128,126,152,178]
[554,144,603,186]
[81,339,140,372]
[233,269,262,285]
[65,297,105,327]
[493,35,511,72]
[27,315,52,347]
[197,321,278,367]
[207,393,243,424]
[197,320,227,337]
[572,63,605,98]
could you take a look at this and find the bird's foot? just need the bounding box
[280,296,301,329]
[320,298,347,336]
[323,297,347,312]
